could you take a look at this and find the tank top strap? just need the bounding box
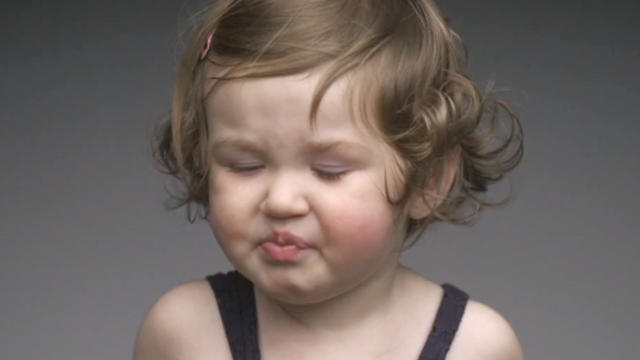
[206,271,261,360]
[418,283,469,360]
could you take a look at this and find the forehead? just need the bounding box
[203,67,379,140]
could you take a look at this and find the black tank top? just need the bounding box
[206,271,468,360]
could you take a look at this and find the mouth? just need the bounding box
[261,230,310,249]
[259,230,311,262]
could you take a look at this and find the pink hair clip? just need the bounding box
[200,33,214,60]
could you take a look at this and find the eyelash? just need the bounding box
[228,165,346,181]
[228,164,263,174]
[313,169,346,181]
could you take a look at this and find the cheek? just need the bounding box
[207,172,256,243]
[321,198,398,263]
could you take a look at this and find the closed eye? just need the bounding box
[228,163,264,174]
[227,164,348,181]
[313,168,348,181]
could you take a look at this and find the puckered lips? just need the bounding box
[260,230,311,262]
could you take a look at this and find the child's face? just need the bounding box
[205,69,408,304]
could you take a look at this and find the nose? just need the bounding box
[259,171,310,218]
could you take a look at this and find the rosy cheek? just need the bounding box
[322,202,395,263]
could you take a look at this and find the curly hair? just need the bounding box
[154,0,523,249]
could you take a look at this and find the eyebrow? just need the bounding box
[210,137,263,154]
[210,137,373,156]
[306,139,373,156]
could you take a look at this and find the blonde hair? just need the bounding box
[154,0,523,248]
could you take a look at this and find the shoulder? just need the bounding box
[394,268,523,359]
[133,279,232,360]
[447,298,524,360]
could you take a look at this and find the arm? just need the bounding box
[133,285,190,360]
[448,300,525,360]
[133,281,227,360]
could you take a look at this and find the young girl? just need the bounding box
[135,0,524,359]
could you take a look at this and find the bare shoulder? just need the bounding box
[447,299,524,360]
[133,280,231,360]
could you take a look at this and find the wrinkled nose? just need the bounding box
[259,171,310,218]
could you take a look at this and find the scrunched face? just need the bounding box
[204,68,411,305]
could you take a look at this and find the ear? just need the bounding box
[408,147,461,220]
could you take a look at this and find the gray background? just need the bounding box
[1,0,638,359]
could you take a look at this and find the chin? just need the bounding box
[251,271,336,305]
[265,287,336,306]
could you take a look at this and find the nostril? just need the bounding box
[261,197,310,218]
[261,191,309,218]
[259,172,310,217]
